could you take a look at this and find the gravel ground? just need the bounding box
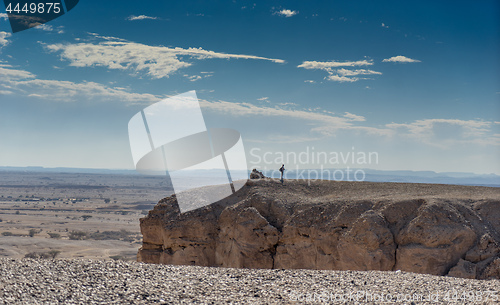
[0,258,499,304]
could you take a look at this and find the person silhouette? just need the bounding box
[279,164,285,183]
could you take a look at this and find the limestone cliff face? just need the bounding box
[138,179,500,280]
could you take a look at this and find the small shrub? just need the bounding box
[89,230,133,241]
[24,250,61,259]
[68,230,88,240]
[38,252,51,259]
[28,229,38,237]
[109,255,125,261]
[47,250,61,259]
[48,233,60,239]
[81,215,92,221]
[24,252,39,259]
[1,232,13,236]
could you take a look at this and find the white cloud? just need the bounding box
[382,56,421,63]
[0,65,160,103]
[326,75,358,82]
[44,36,285,79]
[36,24,53,31]
[0,64,35,79]
[386,119,498,147]
[298,59,381,82]
[304,80,316,83]
[30,24,65,33]
[19,79,160,103]
[185,75,201,82]
[202,99,351,128]
[0,31,12,49]
[336,68,382,77]
[278,102,297,106]
[183,72,212,81]
[298,59,373,70]
[381,23,389,28]
[275,9,298,17]
[201,99,498,147]
[0,13,8,20]
[344,112,365,122]
[126,15,158,21]
[200,99,391,139]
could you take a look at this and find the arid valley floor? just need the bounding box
[0,170,172,261]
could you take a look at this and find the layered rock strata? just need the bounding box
[138,179,500,279]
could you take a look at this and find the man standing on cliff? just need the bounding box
[279,164,285,184]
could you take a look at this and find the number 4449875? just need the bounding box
[5,2,62,14]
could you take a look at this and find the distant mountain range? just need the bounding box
[0,166,498,187]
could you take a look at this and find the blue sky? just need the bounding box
[0,0,499,174]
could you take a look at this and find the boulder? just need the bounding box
[250,169,266,179]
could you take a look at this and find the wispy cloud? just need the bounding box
[298,59,381,82]
[0,64,160,103]
[43,35,286,79]
[33,24,65,33]
[337,68,382,77]
[343,112,365,122]
[275,9,298,17]
[381,23,389,28]
[326,75,358,82]
[200,99,392,139]
[0,13,8,20]
[0,64,34,79]
[0,31,12,49]
[183,73,212,82]
[386,119,498,147]
[298,59,373,70]
[126,15,158,21]
[382,56,421,63]
[201,99,499,146]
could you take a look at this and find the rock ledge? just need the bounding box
[138,180,500,280]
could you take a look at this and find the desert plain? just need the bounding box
[0,170,171,260]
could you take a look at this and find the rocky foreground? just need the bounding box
[0,258,499,304]
[139,179,500,280]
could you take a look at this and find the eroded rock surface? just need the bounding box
[138,179,500,279]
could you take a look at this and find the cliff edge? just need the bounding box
[138,179,500,280]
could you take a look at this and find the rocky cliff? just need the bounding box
[138,179,500,280]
